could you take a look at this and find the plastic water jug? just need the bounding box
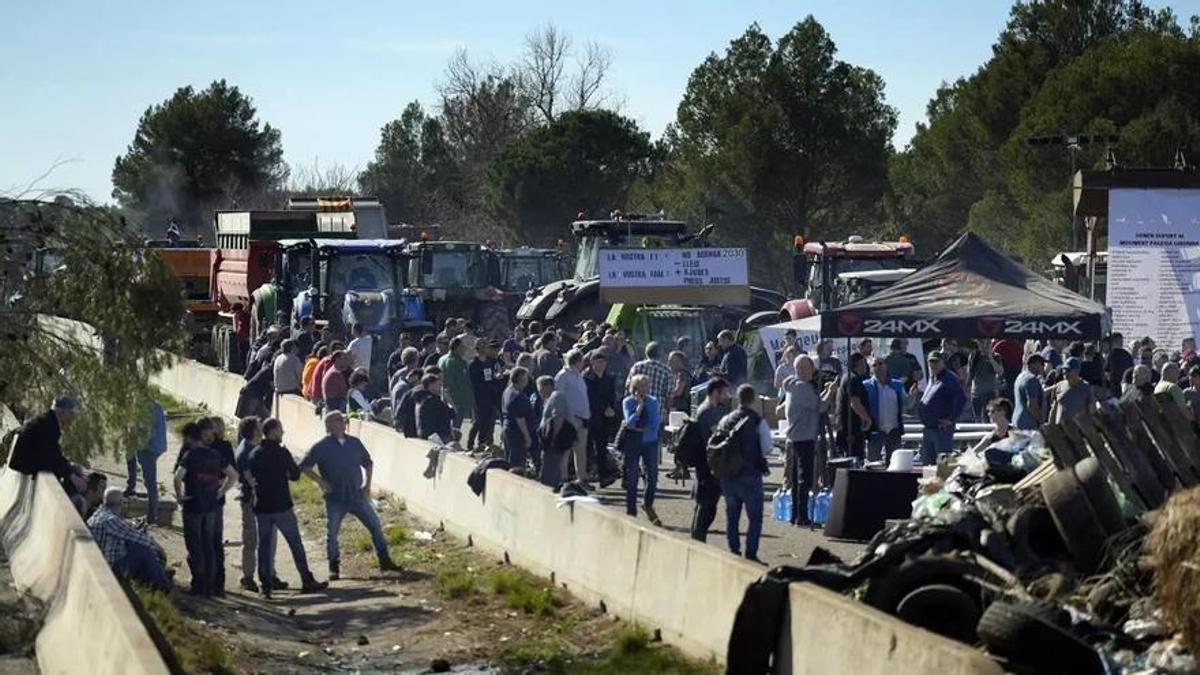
[779,489,793,523]
[807,489,818,523]
[813,488,832,525]
[772,487,790,522]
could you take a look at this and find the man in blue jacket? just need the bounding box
[917,351,967,465]
[861,358,906,464]
[125,400,167,523]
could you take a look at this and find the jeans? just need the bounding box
[213,505,226,592]
[325,496,388,565]
[721,472,765,559]
[622,440,658,516]
[971,393,993,422]
[690,491,719,542]
[256,509,314,586]
[118,541,170,590]
[920,427,955,465]
[866,428,903,464]
[125,451,159,521]
[588,417,616,478]
[785,440,815,525]
[569,417,589,481]
[503,429,530,468]
[239,499,259,582]
[473,407,497,447]
[182,511,219,595]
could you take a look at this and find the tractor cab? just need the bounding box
[787,235,916,317]
[496,247,569,292]
[606,303,709,366]
[570,214,697,280]
[405,241,499,294]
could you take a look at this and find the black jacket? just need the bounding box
[247,439,301,514]
[415,390,453,442]
[8,410,71,480]
[584,371,616,422]
[396,387,422,438]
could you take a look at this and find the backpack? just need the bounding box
[674,418,706,469]
[706,415,753,480]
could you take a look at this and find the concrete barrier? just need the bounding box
[0,469,169,675]
[154,355,1001,673]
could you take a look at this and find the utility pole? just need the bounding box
[1026,133,1119,251]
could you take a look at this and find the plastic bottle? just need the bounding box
[814,488,832,525]
[807,489,818,524]
[780,488,793,523]
[771,487,784,522]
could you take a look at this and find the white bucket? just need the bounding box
[888,449,915,472]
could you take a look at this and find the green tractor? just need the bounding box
[605,303,710,366]
[403,240,512,337]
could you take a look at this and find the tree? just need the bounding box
[0,196,187,463]
[520,24,614,123]
[653,19,896,288]
[112,80,287,237]
[486,109,653,242]
[287,159,360,197]
[887,0,1185,258]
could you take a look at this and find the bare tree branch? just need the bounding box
[521,24,572,123]
[571,40,613,111]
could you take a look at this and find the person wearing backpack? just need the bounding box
[686,378,730,541]
[124,400,167,524]
[620,374,663,525]
[710,384,774,563]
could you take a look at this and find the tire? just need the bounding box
[894,584,981,644]
[977,601,1104,674]
[1007,507,1071,565]
[863,556,995,642]
[476,300,511,339]
[1073,457,1126,537]
[1041,467,1109,574]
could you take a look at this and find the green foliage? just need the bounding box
[359,101,462,224]
[0,198,187,463]
[650,18,897,289]
[498,625,719,675]
[486,109,654,243]
[436,569,478,599]
[486,567,563,616]
[133,584,235,674]
[888,0,1195,263]
[111,79,287,233]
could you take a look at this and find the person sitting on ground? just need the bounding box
[88,488,170,591]
[415,374,454,443]
[247,418,328,598]
[348,368,372,415]
[299,412,400,580]
[971,398,1014,454]
[82,471,108,519]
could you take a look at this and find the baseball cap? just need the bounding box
[52,395,77,411]
[926,350,943,362]
[1065,357,1082,371]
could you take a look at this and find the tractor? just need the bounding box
[781,235,917,320]
[496,246,571,320]
[516,213,785,330]
[403,239,511,338]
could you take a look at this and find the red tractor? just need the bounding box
[781,235,917,320]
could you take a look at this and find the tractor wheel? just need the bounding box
[477,300,511,339]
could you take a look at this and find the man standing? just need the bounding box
[835,353,872,461]
[1048,357,1096,424]
[248,418,327,597]
[779,358,826,525]
[235,417,270,593]
[1012,354,1046,431]
[667,350,694,413]
[584,353,617,484]
[173,422,238,597]
[533,332,563,380]
[862,357,905,463]
[321,351,352,413]
[125,400,167,523]
[88,488,170,591]
[1154,361,1187,410]
[714,385,773,563]
[468,340,503,450]
[717,331,748,386]
[690,379,730,540]
[294,316,318,359]
[9,395,77,485]
[1182,364,1200,419]
[966,342,1002,421]
[426,334,450,369]
[815,339,843,377]
[917,352,967,465]
[299,412,399,580]
[439,337,474,432]
[347,323,373,372]
[884,339,914,384]
[554,350,591,483]
[272,339,304,397]
[415,374,454,442]
[630,342,673,406]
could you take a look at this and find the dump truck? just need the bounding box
[286,195,389,239]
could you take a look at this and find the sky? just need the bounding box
[2,0,1192,203]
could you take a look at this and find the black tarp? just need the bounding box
[820,232,1110,340]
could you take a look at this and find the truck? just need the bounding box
[781,235,917,320]
[402,239,511,338]
[516,213,785,331]
[209,210,355,371]
[286,195,389,239]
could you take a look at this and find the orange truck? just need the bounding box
[153,246,220,362]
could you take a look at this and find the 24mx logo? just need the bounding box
[1005,320,1082,335]
[862,319,941,334]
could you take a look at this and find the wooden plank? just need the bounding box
[1136,397,1200,486]
[1121,402,1180,493]
[1099,411,1168,509]
[1072,414,1146,511]
[1154,392,1200,469]
[1040,423,1082,469]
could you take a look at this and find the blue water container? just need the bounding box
[779,489,793,523]
[814,488,832,525]
[807,489,818,524]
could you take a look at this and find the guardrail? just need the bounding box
[0,469,170,675]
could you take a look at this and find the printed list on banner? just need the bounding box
[597,247,750,305]
[1107,189,1200,349]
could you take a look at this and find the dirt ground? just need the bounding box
[92,422,712,674]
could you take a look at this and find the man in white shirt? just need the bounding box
[863,358,906,463]
[347,323,373,371]
[554,351,591,483]
[272,339,304,395]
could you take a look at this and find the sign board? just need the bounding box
[756,316,925,386]
[1107,189,1200,349]
[597,247,750,305]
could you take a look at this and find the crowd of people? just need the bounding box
[11,307,1200,587]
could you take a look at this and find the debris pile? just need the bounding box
[771,392,1200,674]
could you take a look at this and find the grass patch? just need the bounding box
[133,584,235,674]
[486,568,562,617]
[290,474,325,507]
[436,570,477,599]
[151,385,194,415]
[500,625,718,675]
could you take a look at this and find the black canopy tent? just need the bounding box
[819,232,1111,340]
